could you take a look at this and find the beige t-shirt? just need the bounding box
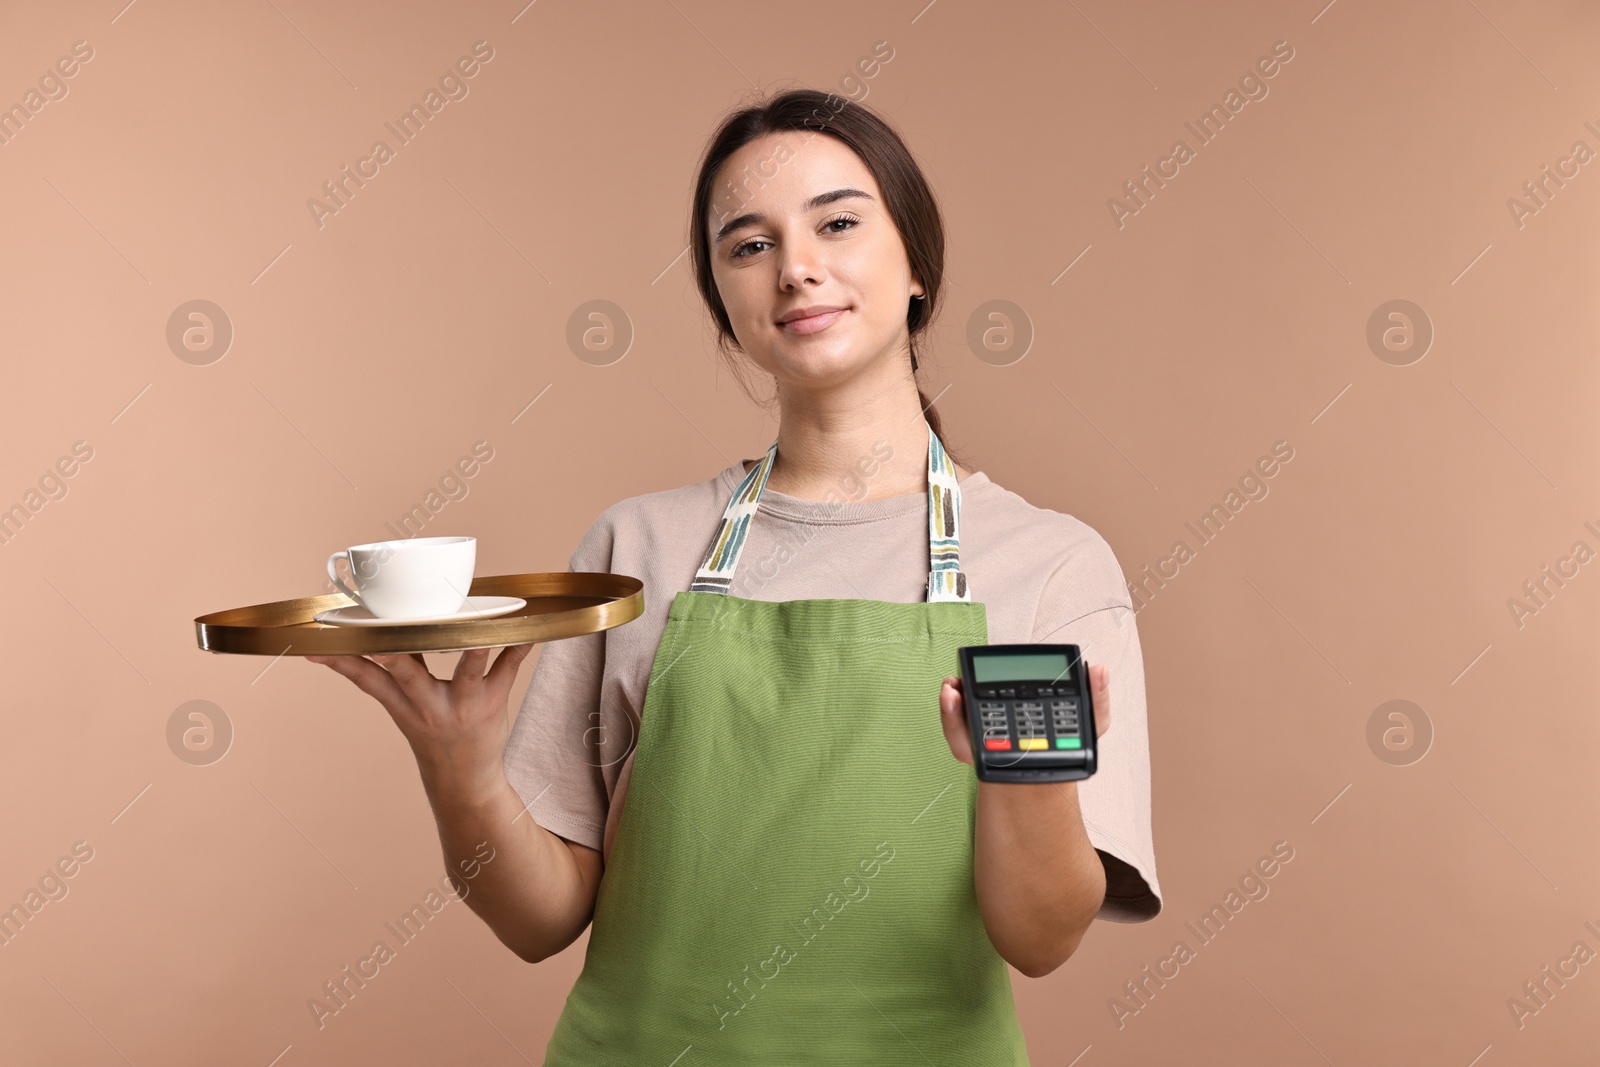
[503,455,1163,922]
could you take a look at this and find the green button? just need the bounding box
[1055,737,1082,749]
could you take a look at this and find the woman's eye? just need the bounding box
[730,215,859,259]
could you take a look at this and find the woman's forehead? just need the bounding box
[709,135,878,224]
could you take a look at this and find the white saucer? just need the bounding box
[314,596,527,626]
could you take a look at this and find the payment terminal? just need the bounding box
[957,644,1097,783]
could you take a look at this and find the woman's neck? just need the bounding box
[750,381,967,502]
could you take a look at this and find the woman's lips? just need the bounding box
[779,308,847,335]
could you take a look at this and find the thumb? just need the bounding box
[1091,663,1111,738]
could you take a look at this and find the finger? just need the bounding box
[1092,663,1112,738]
[311,654,410,710]
[939,678,974,766]
[450,647,494,685]
[485,643,537,698]
[939,676,965,717]
[371,652,439,703]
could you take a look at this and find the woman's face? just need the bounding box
[706,132,924,392]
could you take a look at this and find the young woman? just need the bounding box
[309,89,1160,1063]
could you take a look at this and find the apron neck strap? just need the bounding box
[690,423,972,602]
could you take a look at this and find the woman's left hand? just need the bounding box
[939,664,1111,767]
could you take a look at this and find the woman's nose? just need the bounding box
[776,240,827,289]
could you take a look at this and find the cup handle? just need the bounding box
[326,551,363,606]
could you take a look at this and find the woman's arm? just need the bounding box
[971,775,1106,977]
[939,663,1113,978]
[426,771,603,963]
[308,647,603,964]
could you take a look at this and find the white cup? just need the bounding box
[325,535,475,619]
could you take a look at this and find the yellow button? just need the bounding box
[1019,738,1047,750]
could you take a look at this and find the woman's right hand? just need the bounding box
[306,645,537,806]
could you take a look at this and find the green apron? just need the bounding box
[542,424,1030,1065]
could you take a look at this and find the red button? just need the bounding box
[984,738,1012,751]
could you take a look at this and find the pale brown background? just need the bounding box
[2,0,1597,1063]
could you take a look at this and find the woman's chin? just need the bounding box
[765,352,871,390]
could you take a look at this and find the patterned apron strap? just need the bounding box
[924,425,970,603]
[687,439,778,595]
[690,423,972,603]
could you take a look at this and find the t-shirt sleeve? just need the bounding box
[1031,531,1162,923]
[501,510,616,852]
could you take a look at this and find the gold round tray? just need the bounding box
[194,572,643,656]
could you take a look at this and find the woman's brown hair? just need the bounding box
[688,88,964,468]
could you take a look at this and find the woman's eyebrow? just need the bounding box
[713,187,875,244]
